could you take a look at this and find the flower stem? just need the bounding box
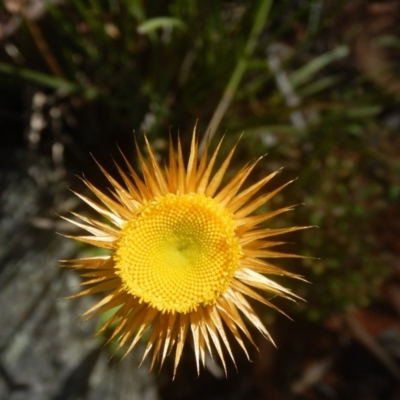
[199,0,273,154]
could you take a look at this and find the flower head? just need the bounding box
[62,127,307,377]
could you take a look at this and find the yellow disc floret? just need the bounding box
[114,193,242,313]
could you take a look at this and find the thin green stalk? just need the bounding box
[0,62,98,99]
[199,0,273,154]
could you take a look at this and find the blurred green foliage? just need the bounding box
[1,0,399,320]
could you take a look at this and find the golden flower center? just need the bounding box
[114,193,241,313]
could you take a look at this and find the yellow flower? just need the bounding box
[61,127,307,377]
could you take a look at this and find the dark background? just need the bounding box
[1,1,400,399]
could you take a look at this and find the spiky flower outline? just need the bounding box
[61,127,307,377]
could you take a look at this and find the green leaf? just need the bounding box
[291,45,349,88]
[137,17,186,34]
[0,63,98,99]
